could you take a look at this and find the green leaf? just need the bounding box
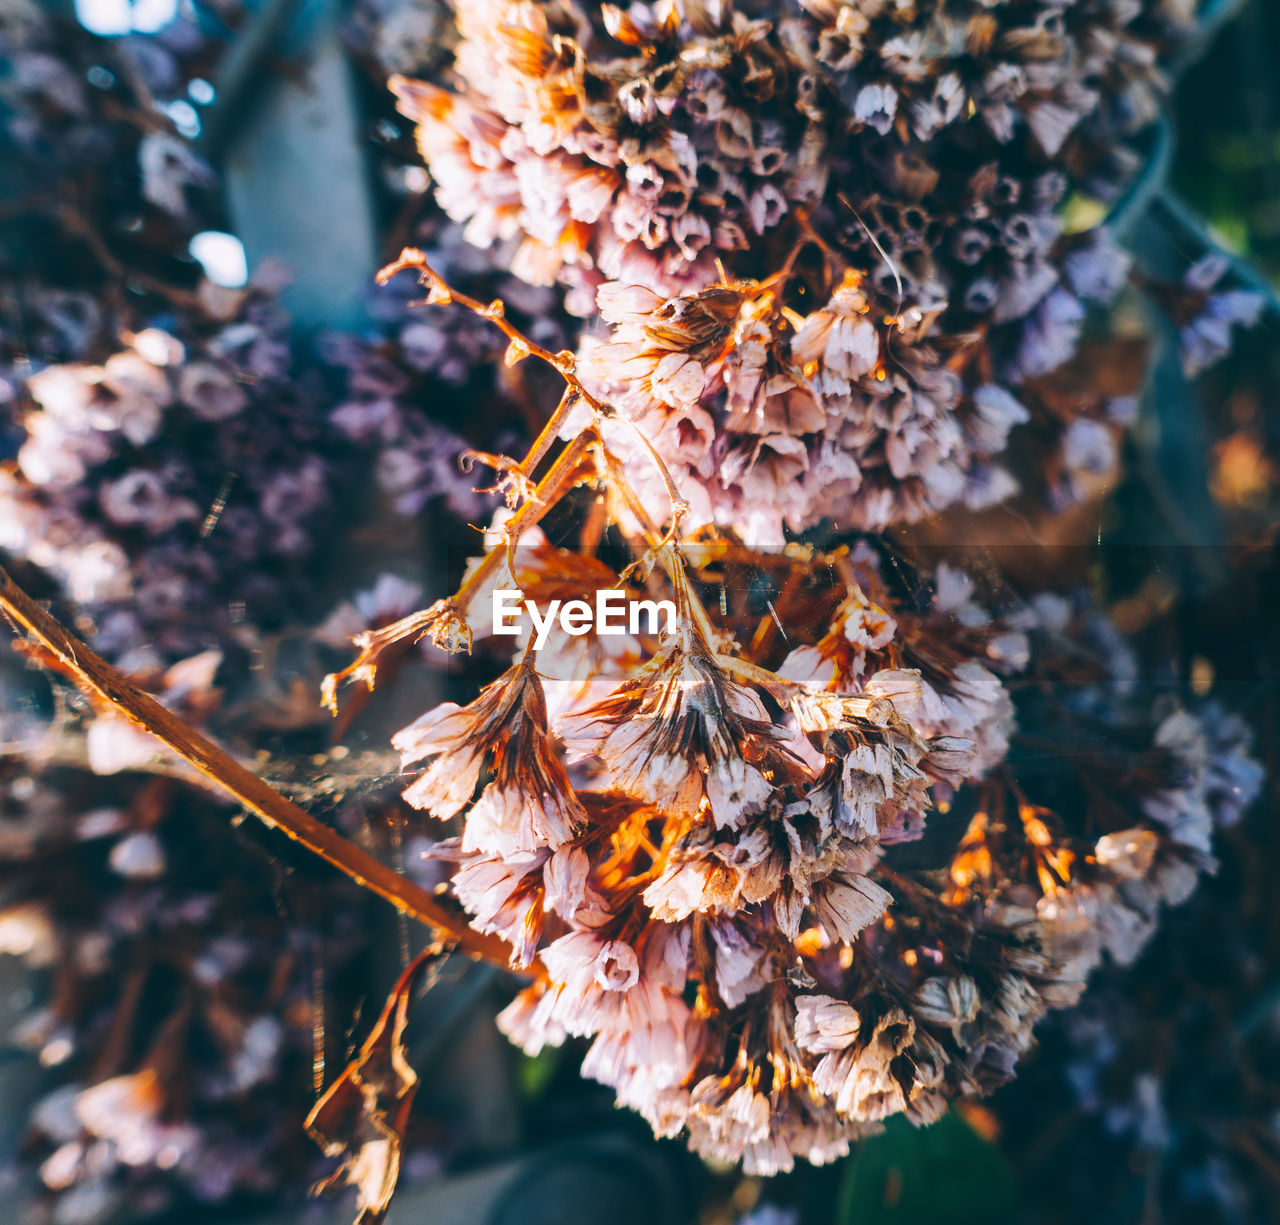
[837,1111,1018,1225]
[513,1045,565,1100]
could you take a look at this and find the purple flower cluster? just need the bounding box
[974,593,1265,987]
[0,2,226,286]
[1,292,347,663]
[1165,254,1266,377]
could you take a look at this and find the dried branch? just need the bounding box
[0,563,517,968]
[380,248,690,527]
[320,428,598,712]
[320,250,700,717]
[379,247,602,408]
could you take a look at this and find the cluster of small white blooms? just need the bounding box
[1023,691,1264,985]
[3,332,186,598]
[794,0,1192,158]
[395,0,1190,316]
[380,532,1075,1170]
[362,488,1264,1176]
[577,267,1041,541]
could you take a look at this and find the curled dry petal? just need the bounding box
[306,948,441,1225]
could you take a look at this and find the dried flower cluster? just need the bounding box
[0,757,378,1220]
[0,1,219,240]
[391,0,1231,538]
[1,294,348,663]
[0,8,471,1220]
[995,684,1275,1225]
[955,594,1262,989]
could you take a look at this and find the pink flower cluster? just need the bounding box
[391,0,1216,533]
[391,544,1005,1168]
[366,494,1254,1172]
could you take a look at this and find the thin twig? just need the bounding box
[379,248,603,409]
[320,427,598,711]
[0,563,517,969]
[381,248,691,527]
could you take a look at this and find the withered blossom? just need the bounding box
[394,657,586,857]
[560,624,799,828]
[307,948,443,1225]
[392,0,836,311]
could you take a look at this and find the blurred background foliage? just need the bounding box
[1172,0,1280,282]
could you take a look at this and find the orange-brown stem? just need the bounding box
[0,564,517,968]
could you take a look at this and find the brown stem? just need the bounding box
[457,427,598,610]
[522,386,583,476]
[320,428,599,711]
[380,249,690,533]
[609,414,691,531]
[379,248,607,413]
[0,564,517,969]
